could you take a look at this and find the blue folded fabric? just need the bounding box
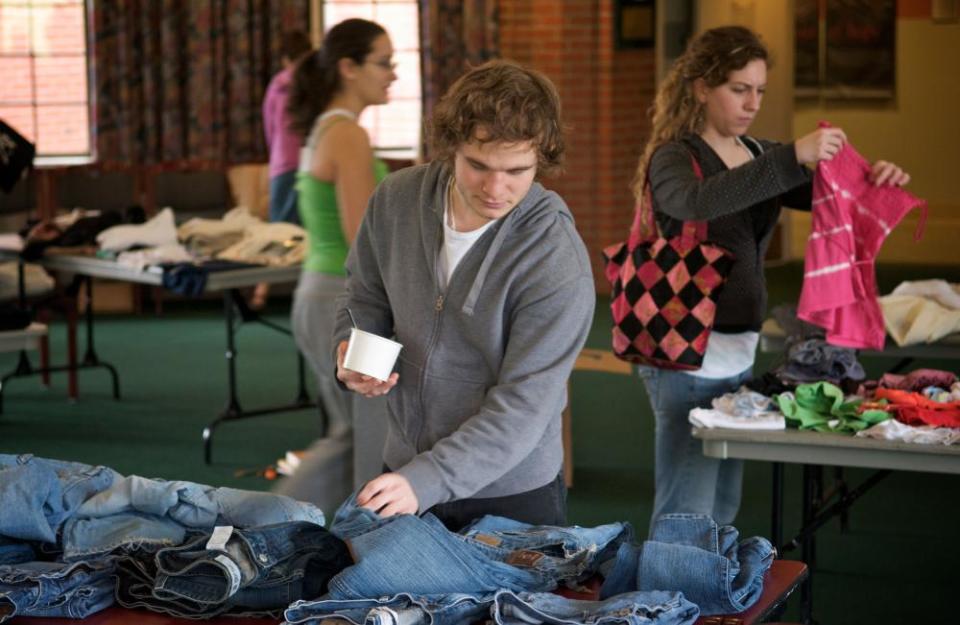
[637,514,774,615]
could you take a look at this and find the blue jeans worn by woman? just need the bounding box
[269,170,300,225]
[638,367,752,526]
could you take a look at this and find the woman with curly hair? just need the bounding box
[635,25,909,525]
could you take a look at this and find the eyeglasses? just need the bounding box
[367,59,397,72]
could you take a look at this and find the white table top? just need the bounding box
[8,253,300,293]
[693,426,960,475]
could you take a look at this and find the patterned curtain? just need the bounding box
[418,0,499,155]
[92,0,309,167]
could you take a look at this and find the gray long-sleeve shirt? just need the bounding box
[334,161,595,513]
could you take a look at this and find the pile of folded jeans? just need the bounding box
[114,522,351,619]
[0,453,332,622]
[1,454,777,625]
[281,496,776,625]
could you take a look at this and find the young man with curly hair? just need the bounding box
[331,60,595,530]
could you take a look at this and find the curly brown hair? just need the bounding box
[427,60,565,176]
[632,26,769,197]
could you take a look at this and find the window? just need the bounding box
[323,0,421,160]
[0,0,91,164]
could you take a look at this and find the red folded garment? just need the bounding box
[874,387,960,428]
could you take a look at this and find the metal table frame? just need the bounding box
[695,321,960,623]
[2,254,317,463]
[759,317,960,372]
[694,427,960,623]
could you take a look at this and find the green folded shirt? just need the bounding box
[776,381,890,434]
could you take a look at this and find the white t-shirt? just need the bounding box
[687,330,759,379]
[437,189,497,289]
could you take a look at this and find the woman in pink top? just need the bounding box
[263,30,313,224]
[253,30,313,309]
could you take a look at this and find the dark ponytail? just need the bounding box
[287,18,387,138]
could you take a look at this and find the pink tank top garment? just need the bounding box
[797,130,926,350]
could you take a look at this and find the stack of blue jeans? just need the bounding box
[0,454,334,622]
[0,454,120,545]
[64,474,327,560]
[1,456,776,625]
[114,521,351,618]
[283,588,700,625]
[282,495,701,625]
[328,494,630,599]
[0,559,116,623]
[600,514,775,615]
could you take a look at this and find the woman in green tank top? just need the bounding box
[276,18,397,515]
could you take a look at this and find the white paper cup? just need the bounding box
[342,328,403,382]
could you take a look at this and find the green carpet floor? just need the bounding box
[2,261,958,623]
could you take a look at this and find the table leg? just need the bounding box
[223,288,243,415]
[0,273,123,408]
[833,467,849,532]
[772,461,784,552]
[80,276,121,399]
[67,300,78,398]
[202,289,318,464]
[800,464,816,624]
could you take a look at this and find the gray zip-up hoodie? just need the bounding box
[333,161,595,513]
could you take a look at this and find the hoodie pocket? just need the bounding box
[388,354,425,450]
[416,371,489,451]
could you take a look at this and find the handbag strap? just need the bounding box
[627,186,657,247]
[630,151,709,247]
[679,157,709,246]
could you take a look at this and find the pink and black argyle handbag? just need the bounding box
[602,157,735,370]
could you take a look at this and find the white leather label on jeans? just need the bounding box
[214,553,243,597]
[206,525,234,552]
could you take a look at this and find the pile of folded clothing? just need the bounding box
[1,454,778,625]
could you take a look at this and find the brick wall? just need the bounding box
[500,0,656,290]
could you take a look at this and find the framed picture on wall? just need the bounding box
[794,0,820,94]
[795,0,896,98]
[615,0,655,49]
